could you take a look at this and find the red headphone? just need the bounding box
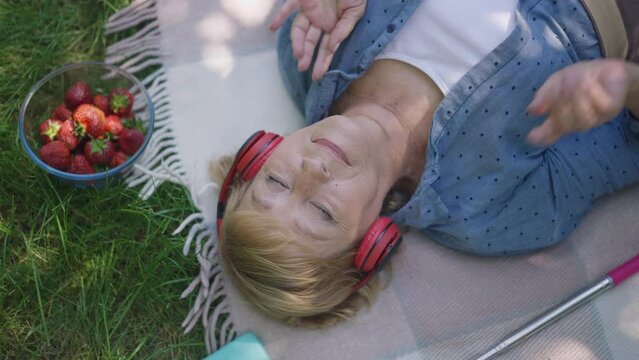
[217,131,403,290]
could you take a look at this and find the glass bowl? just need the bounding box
[18,62,155,188]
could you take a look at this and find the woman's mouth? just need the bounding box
[315,138,351,166]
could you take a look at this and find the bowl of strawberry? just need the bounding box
[18,62,154,188]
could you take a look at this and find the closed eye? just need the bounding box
[267,174,289,189]
[312,202,334,222]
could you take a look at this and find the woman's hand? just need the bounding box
[270,0,367,81]
[526,59,639,146]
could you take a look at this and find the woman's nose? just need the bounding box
[301,157,330,181]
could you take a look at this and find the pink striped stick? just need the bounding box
[475,253,639,360]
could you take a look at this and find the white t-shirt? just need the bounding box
[376,0,518,94]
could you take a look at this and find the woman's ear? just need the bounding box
[381,189,406,214]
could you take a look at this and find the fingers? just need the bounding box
[588,83,621,121]
[527,73,560,116]
[311,2,367,79]
[299,25,322,71]
[528,91,603,146]
[527,59,634,146]
[528,96,593,146]
[572,92,598,129]
[270,0,299,31]
[291,13,310,60]
[326,4,365,51]
[528,86,576,146]
[526,74,563,146]
[276,0,365,80]
[288,11,330,75]
[312,35,334,80]
[527,117,564,146]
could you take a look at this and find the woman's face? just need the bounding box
[238,115,394,257]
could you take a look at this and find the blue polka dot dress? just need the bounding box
[277,0,639,255]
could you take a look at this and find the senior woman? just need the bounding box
[214,0,639,328]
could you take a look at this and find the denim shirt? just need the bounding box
[277,0,639,256]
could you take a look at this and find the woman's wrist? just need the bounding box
[626,62,639,117]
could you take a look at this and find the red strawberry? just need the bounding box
[93,94,110,115]
[57,119,79,150]
[39,140,71,170]
[109,151,129,168]
[51,103,73,121]
[119,109,133,119]
[73,104,106,138]
[88,118,105,138]
[105,114,124,137]
[68,154,95,174]
[38,119,62,144]
[64,81,93,110]
[108,87,134,116]
[84,138,115,165]
[118,128,145,155]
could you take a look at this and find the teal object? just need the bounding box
[202,332,271,360]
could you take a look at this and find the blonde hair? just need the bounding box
[213,153,404,328]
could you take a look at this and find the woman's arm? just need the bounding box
[270,0,367,81]
[526,59,639,146]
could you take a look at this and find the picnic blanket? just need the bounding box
[105,1,639,359]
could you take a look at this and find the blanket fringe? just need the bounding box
[105,0,235,353]
[174,183,237,353]
[106,0,181,200]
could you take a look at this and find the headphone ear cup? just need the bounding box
[354,217,402,273]
[236,132,283,181]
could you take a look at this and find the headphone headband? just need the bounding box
[216,131,282,235]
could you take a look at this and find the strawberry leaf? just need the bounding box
[73,122,86,138]
[43,120,61,141]
[104,132,115,141]
[89,138,106,154]
[110,94,129,112]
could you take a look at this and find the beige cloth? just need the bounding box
[227,188,639,359]
[107,1,639,358]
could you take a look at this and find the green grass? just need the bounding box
[0,1,205,358]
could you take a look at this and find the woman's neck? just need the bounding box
[341,102,428,184]
[332,59,444,186]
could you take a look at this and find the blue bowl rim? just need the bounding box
[18,61,155,182]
